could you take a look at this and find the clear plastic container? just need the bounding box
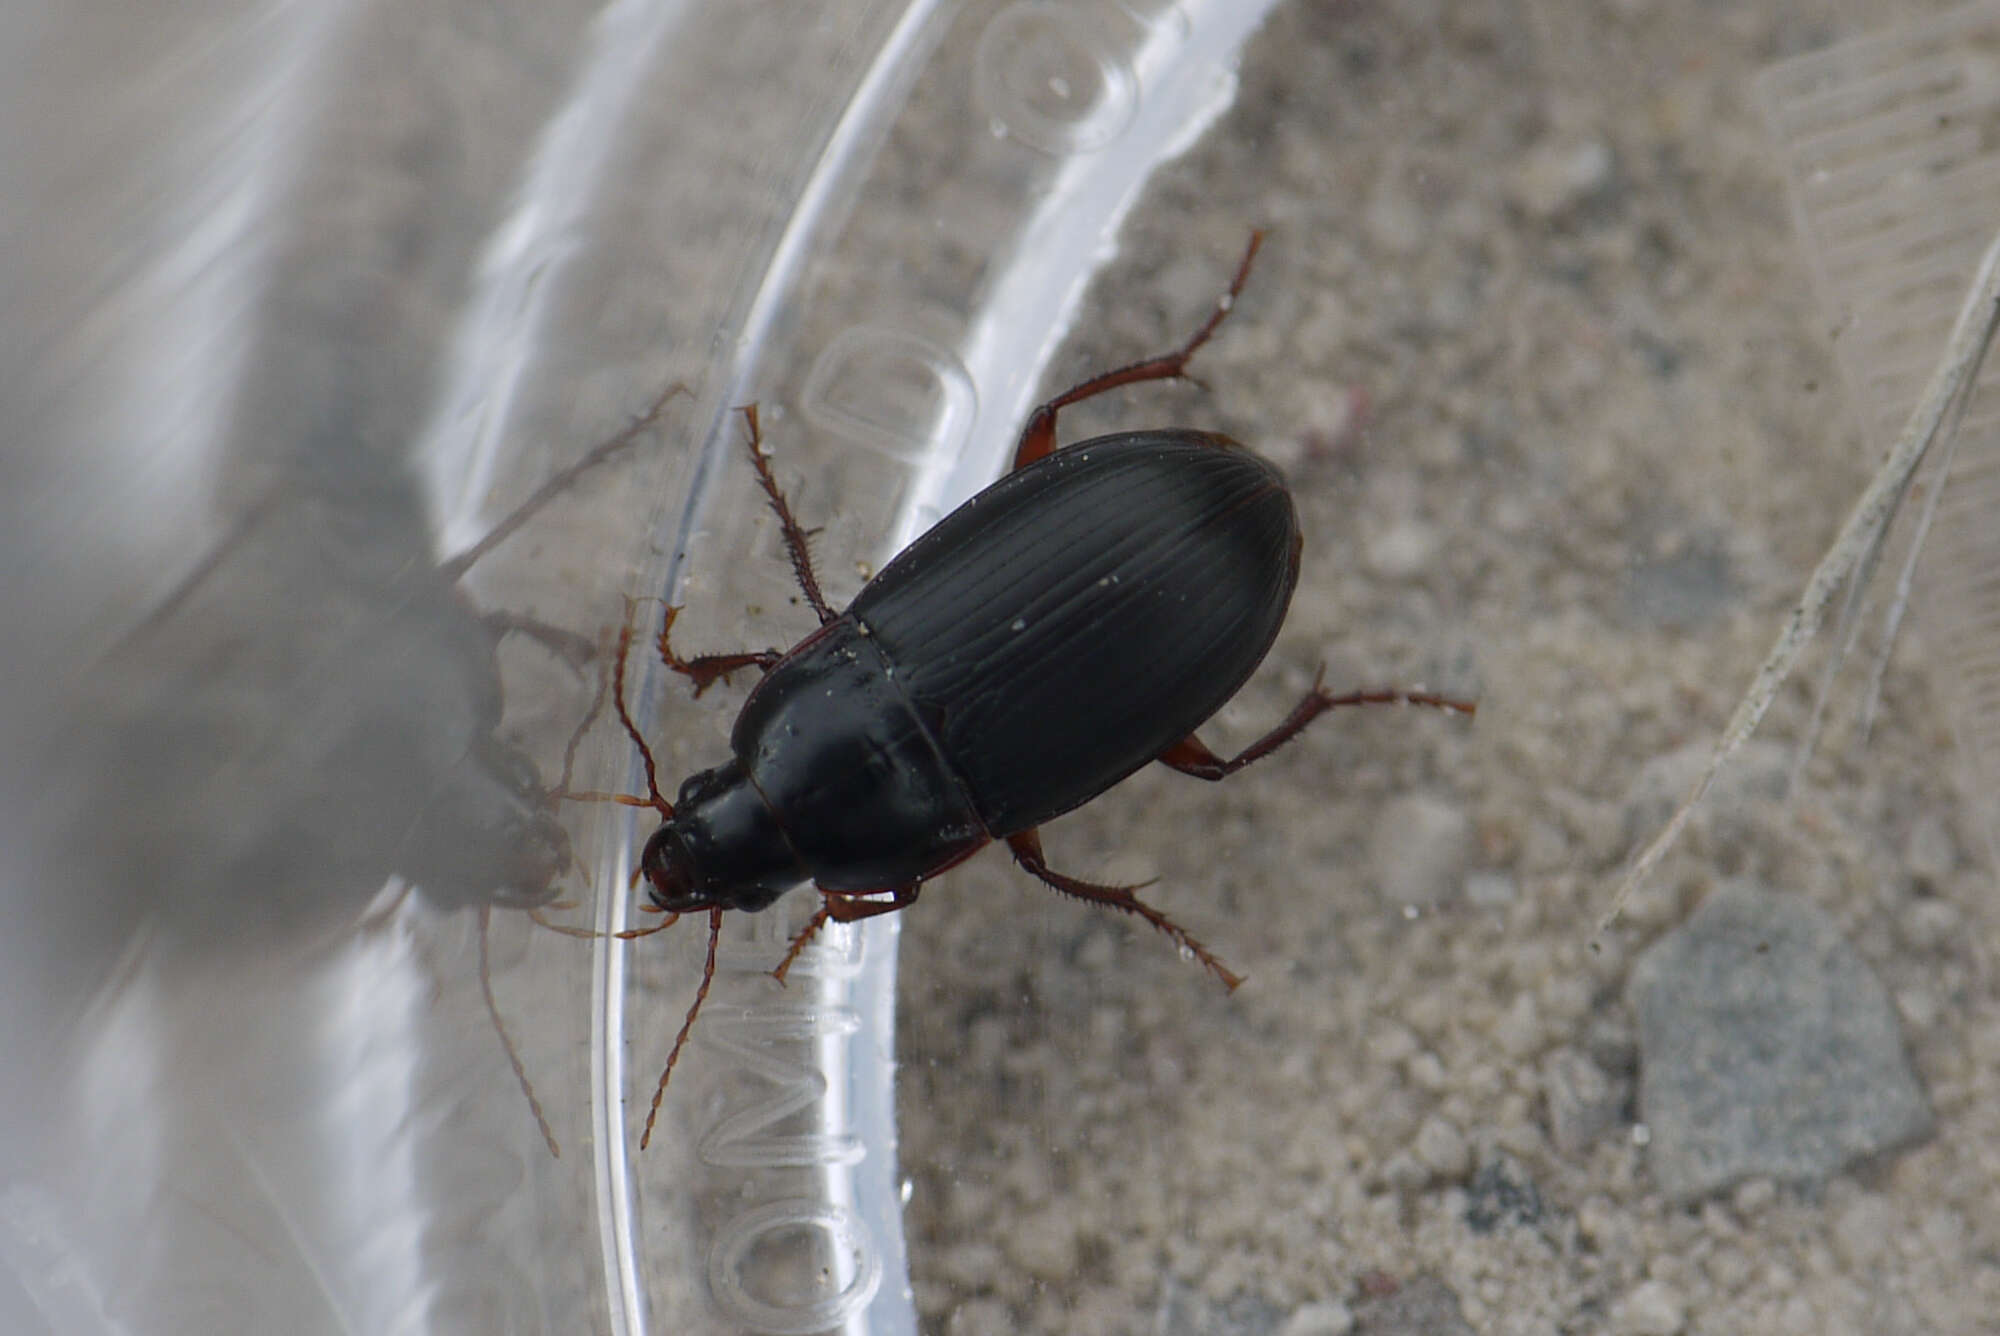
[0,2,1282,1332]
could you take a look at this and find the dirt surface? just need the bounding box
[891,3,2000,1333]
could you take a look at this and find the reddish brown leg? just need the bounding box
[654,604,782,696]
[1158,672,1477,782]
[480,905,561,1158]
[1004,830,1242,991]
[1012,231,1265,471]
[769,884,922,983]
[553,604,673,820]
[646,406,832,693]
[640,906,724,1150]
[737,404,836,625]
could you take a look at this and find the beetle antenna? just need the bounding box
[480,906,561,1157]
[616,907,680,941]
[640,906,723,1149]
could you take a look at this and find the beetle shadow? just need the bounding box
[7,389,668,1173]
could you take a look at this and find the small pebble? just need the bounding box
[1464,870,1518,908]
[1002,1206,1078,1280]
[1363,177,1427,255]
[1544,1046,1629,1157]
[1831,1191,1894,1268]
[1369,1021,1421,1065]
[1369,794,1472,907]
[1413,1115,1471,1181]
[946,1298,1014,1336]
[1897,896,1962,954]
[1493,992,1543,1059]
[1732,1178,1776,1218]
[1363,519,1440,580]
[1279,1300,1355,1336]
[1352,1275,1474,1336]
[1510,136,1614,218]
[1902,812,1957,885]
[1895,986,1939,1032]
[1380,1150,1428,1194]
[1613,1279,1685,1336]
[1463,1153,1543,1233]
[1405,1050,1449,1092]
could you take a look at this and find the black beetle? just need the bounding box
[591,235,1472,1145]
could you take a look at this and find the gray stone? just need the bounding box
[1462,1153,1543,1234]
[1627,881,1933,1200]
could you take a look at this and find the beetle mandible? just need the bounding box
[591,234,1474,1147]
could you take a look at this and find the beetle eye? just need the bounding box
[640,825,708,913]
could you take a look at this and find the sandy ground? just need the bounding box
[888,3,2000,1333]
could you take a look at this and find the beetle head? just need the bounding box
[637,824,707,913]
[638,761,800,915]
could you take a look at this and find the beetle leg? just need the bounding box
[1011,231,1265,471]
[655,604,782,696]
[1157,672,1476,781]
[1003,830,1242,991]
[737,404,838,625]
[823,884,923,922]
[771,885,922,983]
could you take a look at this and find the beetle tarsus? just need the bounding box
[772,884,923,983]
[737,404,837,625]
[772,904,831,984]
[1004,830,1242,991]
[655,604,782,696]
[1010,229,1266,471]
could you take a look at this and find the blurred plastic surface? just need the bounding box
[0,0,1279,1332]
[1756,2,2000,869]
